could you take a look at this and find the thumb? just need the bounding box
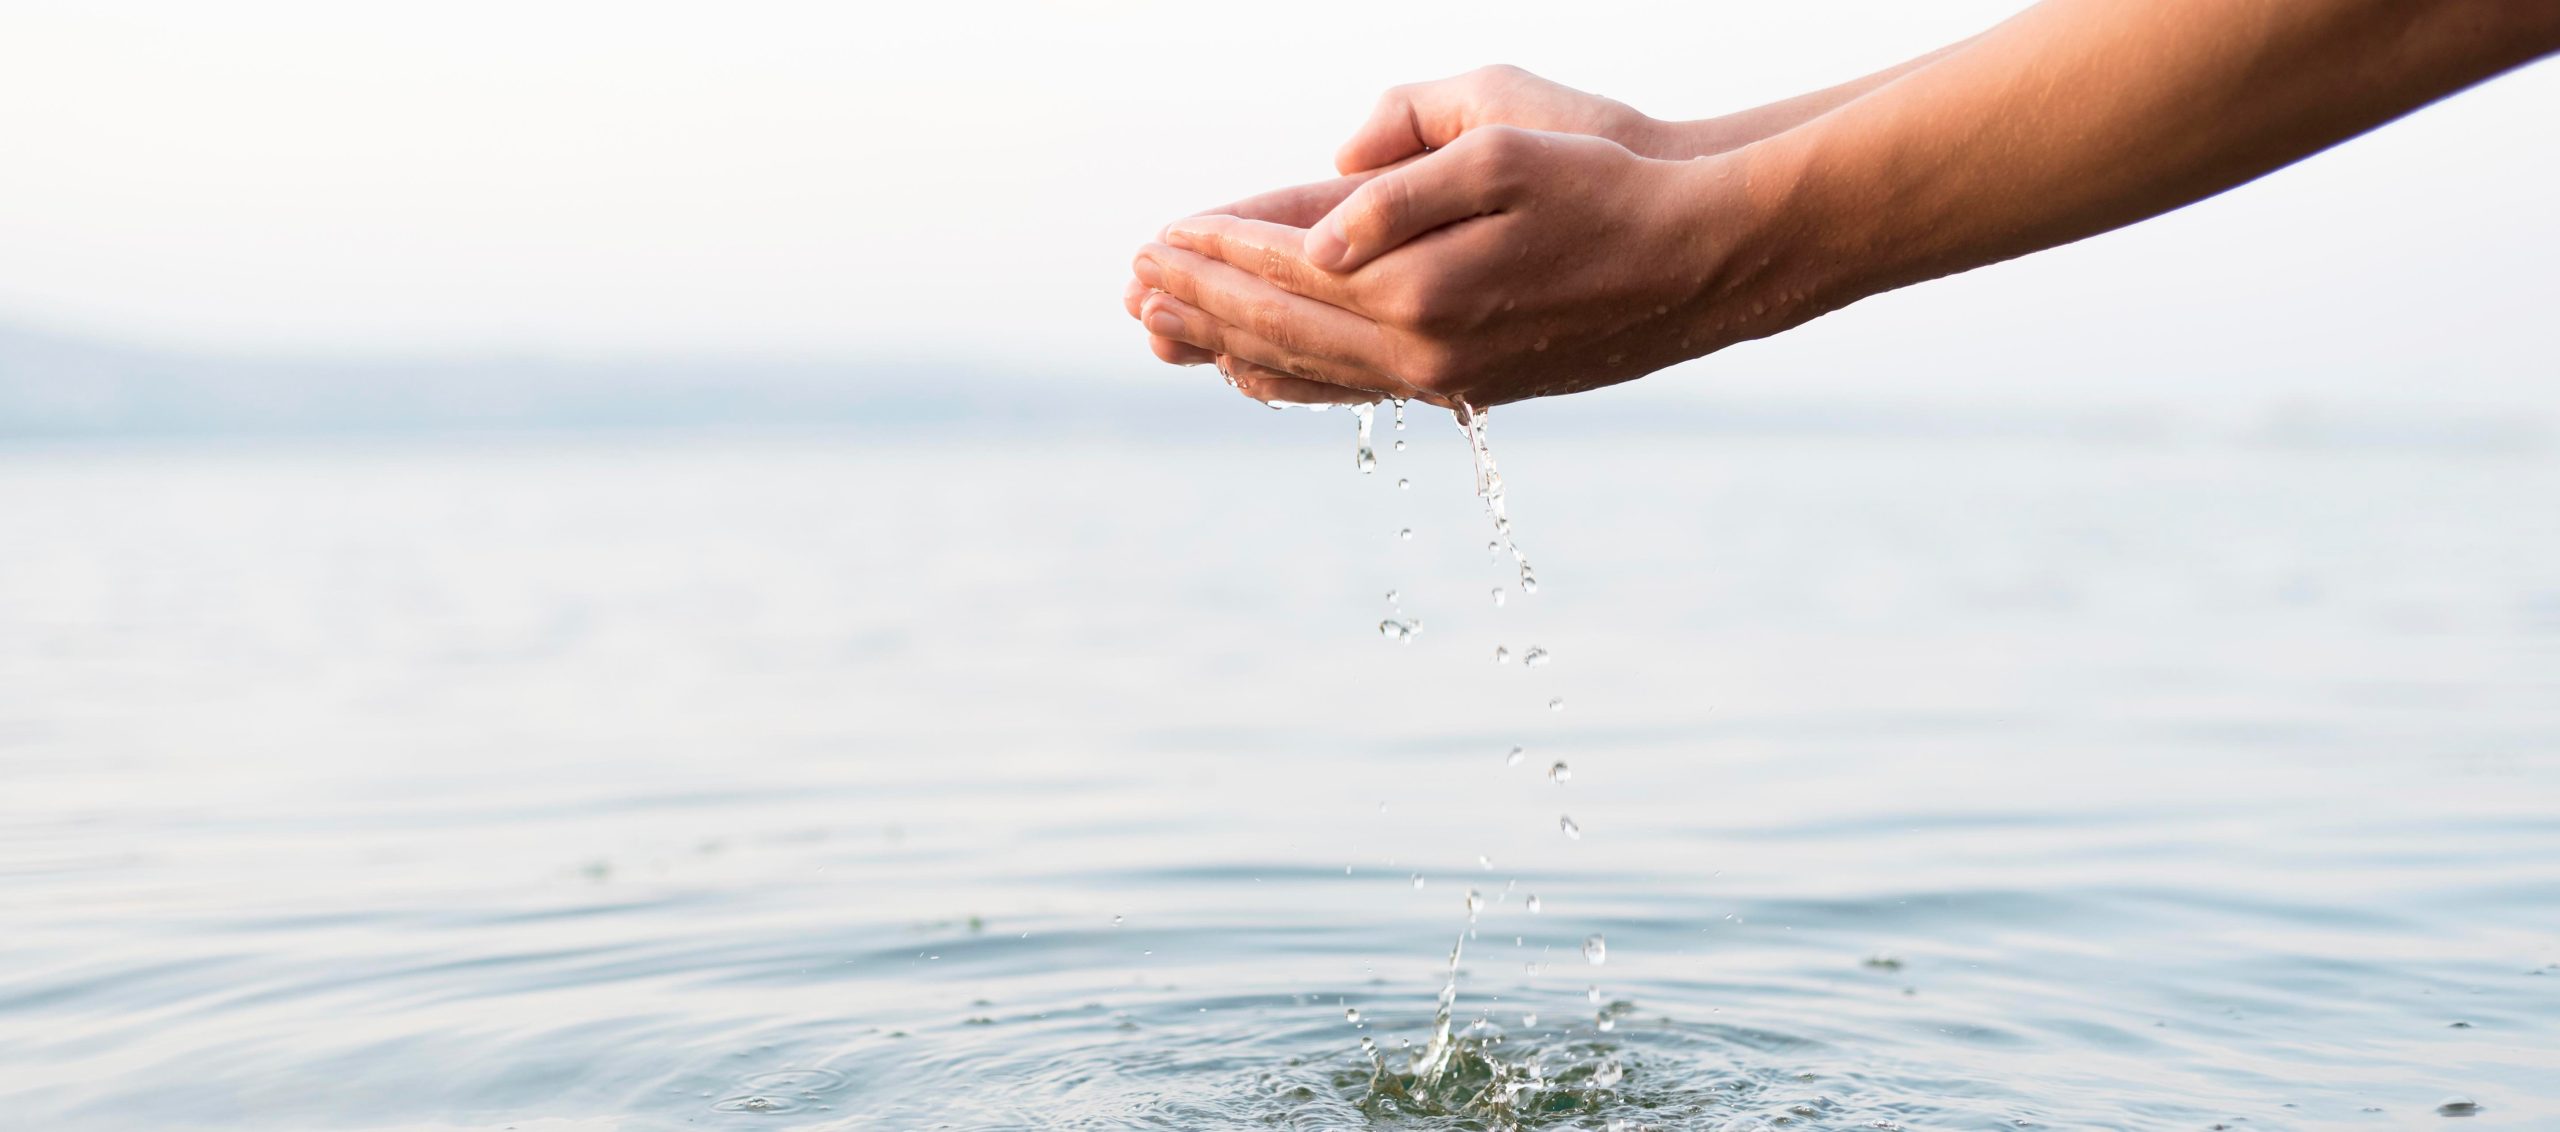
[1334,76,1478,174]
[1308,127,1525,273]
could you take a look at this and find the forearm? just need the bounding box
[1745,0,2560,322]
[1664,37,1982,156]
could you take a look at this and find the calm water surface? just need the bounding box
[3,416,2556,1130]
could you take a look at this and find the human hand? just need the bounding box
[1121,172,1379,388]
[1133,127,1816,409]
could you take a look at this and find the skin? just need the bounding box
[1122,57,1976,405]
[1127,0,2560,409]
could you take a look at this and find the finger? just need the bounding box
[1221,358,1381,407]
[1139,287,1409,399]
[1135,244,1409,392]
[1186,170,1383,230]
[1160,215,1360,310]
[1306,128,1524,273]
[1336,72,1490,174]
[1127,278,1216,365]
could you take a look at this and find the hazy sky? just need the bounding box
[2,1,2553,407]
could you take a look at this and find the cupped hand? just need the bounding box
[1122,173,1384,402]
[1133,126,1807,409]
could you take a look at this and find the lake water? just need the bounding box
[4,411,2557,1130]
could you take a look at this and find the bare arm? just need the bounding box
[1762,0,2560,321]
[1133,0,2560,408]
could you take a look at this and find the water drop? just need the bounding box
[2438,1097,2482,1116]
[1397,477,1410,490]
[1548,760,1571,784]
[1392,398,1407,430]
[1384,589,1399,604]
[1477,854,1493,870]
[1559,815,1581,840]
[1397,528,1413,541]
[1393,439,1406,451]
[1111,915,1123,926]
[1378,619,1419,643]
[1587,986,1601,1004]
[1491,587,1507,607]
[1522,1012,1538,1027]
[1593,1059,1624,1089]
[1596,1015,1615,1031]
[1526,894,1541,913]
[1522,574,1540,595]
[1487,540,1502,558]
[1548,697,1565,712]
[1505,745,1526,766]
[1411,874,1427,889]
[1345,1007,1361,1023]
[1583,934,1607,964]
[1465,889,1484,917]
[1493,646,1511,664]
[1522,646,1549,667]
[1352,403,1376,474]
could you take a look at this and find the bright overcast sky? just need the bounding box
[1,1,2553,408]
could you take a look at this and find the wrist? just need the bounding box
[1658,138,1869,356]
[1643,116,1749,160]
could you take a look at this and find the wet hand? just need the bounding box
[1121,172,1379,391]
[1133,128,1802,409]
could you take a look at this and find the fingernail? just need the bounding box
[1132,255,1163,288]
[1144,308,1184,338]
[1162,220,1203,251]
[1305,216,1349,271]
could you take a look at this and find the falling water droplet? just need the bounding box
[1522,574,1540,595]
[1522,1012,1538,1027]
[1548,761,1571,784]
[1587,986,1601,1004]
[1477,854,1493,870]
[1548,697,1565,712]
[1506,745,1526,766]
[1384,589,1399,604]
[1583,934,1607,965]
[1345,1007,1361,1023]
[1379,619,1419,643]
[1392,399,1407,430]
[1464,889,1484,918]
[1111,915,1123,926]
[1522,646,1549,667]
[1397,478,1410,490]
[1487,540,1502,558]
[1392,439,1406,451]
[1491,587,1508,607]
[1411,874,1427,890]
[1559,815,1581,840]
[1352,403,1377,474]
[1397,528,1414,541]
[1526,894,1542,913]
[1493,646,1511,664]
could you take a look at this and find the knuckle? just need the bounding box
[1401,345,1464,394]
[1244,297,1291,346]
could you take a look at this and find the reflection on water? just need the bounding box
[2,420,2557,1130]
